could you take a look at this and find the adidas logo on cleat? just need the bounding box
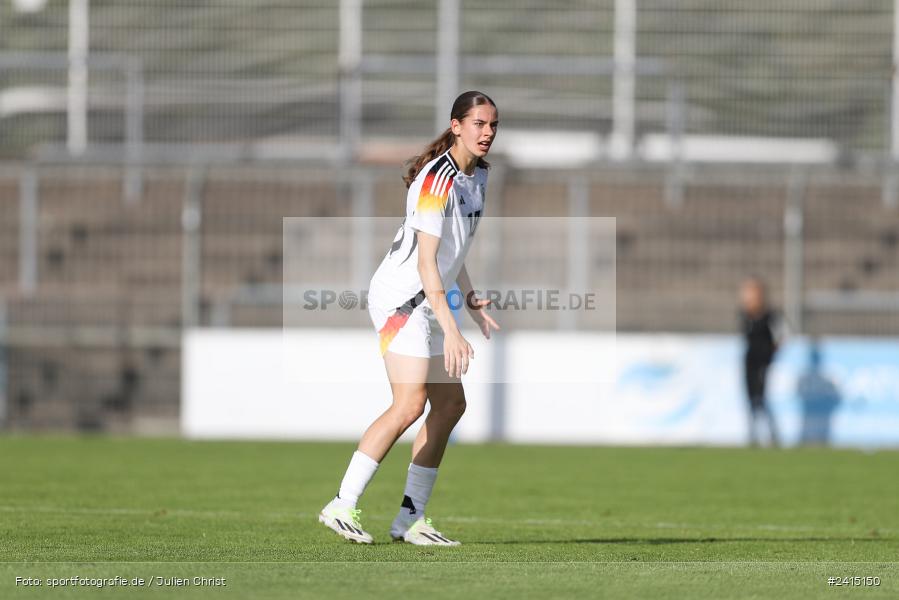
[318,500,374,544]
[334,518,365,537]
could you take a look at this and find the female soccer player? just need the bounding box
[318,90,500,545]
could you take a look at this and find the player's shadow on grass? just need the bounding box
[472,536,890,545]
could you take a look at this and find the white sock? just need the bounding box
[397,462,438,523]
[334,450,379,509]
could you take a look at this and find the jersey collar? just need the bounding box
[444,148,461,173]
[444,148,476,177]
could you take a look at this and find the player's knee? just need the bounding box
[436,396,466,422]
[397,406,425,430]
[393,391,427,429]
[449,397,466,420]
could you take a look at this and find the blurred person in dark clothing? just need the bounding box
[738,276,782,448]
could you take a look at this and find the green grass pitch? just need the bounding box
[1,436,897,598]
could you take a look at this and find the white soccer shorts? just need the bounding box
[368,302,444,358]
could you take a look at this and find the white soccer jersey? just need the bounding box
[368,148,488,316]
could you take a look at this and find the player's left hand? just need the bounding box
[466,297,500,339]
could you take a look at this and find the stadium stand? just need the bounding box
[1,162,897,431]
[0,1,896,431]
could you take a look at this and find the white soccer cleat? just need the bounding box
[318,500,373,544]
[391,516,461,546]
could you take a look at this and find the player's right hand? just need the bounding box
[444,331,474,379]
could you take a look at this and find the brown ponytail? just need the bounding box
[402,90,496,188]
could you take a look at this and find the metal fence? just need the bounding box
[2,158,897,332]
[1,1,896,159]
[1,1,899,432]
[1,157,898,432]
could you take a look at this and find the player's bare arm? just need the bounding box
[417,230,473,378]
[456,263,500,339]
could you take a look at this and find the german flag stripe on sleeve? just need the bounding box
[416,157,457,214]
